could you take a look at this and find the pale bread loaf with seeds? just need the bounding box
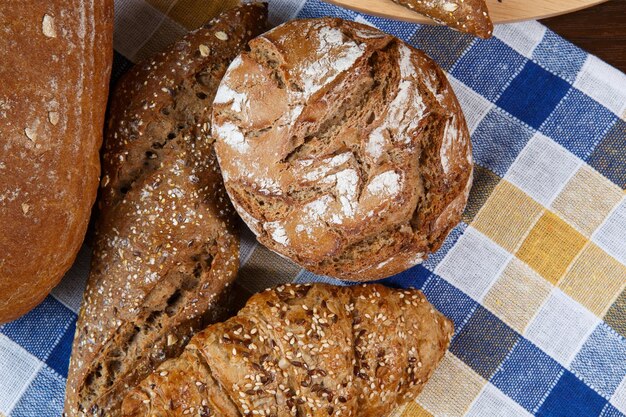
[122,283,453,417]
[64,5,268,416]
[392,0,493,38]
[212,18,472,281]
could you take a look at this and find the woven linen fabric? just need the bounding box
[1,0,625,416]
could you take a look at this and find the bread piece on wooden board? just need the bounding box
[122,283,453,417]
[0,0,113,323]
[213,18,473,281]
[63,5,268,416]
[392,0,493,38]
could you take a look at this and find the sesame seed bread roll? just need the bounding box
[391,0,493,38]
[122,283,453,417]
[212,18,473,281]
[64,5,268,417]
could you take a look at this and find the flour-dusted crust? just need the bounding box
[0,0,113,323]
[122,283,454,417]
[213,18,472,281]
[392,0,493,38]
[64,5,268,417]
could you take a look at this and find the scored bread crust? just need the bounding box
[391,0,493,38]
[213,18,473,281]
[122,283,454,417]
[64,5,268,417]
[0,0,113,323]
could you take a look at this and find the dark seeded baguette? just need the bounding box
[123,283,453,417]
[392,0,493,38]
[64,4,268,417]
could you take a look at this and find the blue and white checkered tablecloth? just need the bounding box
[1,0,625,416]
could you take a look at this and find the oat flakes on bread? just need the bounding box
[212,18,473,281]
[64,4,268,416]
[0,0,112,323]
[122,283,453,417]
[393,0,493,38]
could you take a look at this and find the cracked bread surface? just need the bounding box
[64,5,268,417]
[122,283,453,417]
[212,18,472,281]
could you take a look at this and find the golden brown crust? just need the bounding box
[0,0,113,323]
[122,283,453,417]
[122,347,240,417]
[213,18,472,281]
[64,5,268,417]
[391,0,493,38]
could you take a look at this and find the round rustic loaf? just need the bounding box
[212,18,472,281]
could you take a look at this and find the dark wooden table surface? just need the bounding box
[540,0,626,73]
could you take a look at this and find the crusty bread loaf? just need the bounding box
[213,18,472,281]
[392,0,493,38]
[64,5,268,416]
[122,283,453,417]
[0,0,113,323]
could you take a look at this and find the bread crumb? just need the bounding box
[21,203,30,214]
[24,127,37,141]
[48,111,59,125]
[167,334,178,346]
[443,3,459,12]
[198,44,210,57]
[278,357,289,370]
[42,14,57,38]
[215,31,228,41]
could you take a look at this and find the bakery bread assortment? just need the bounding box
[63,5,268,417]
[0,1,470,414]
[122,283,453,417]
[391,0,493,38]
[213,18,472,281]
[0,0,113,323]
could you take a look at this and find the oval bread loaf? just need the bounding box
[0,0,113,323]
[64,4,268,416]
[212,18,473,281]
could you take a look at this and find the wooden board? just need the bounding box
[325,0,608,25]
